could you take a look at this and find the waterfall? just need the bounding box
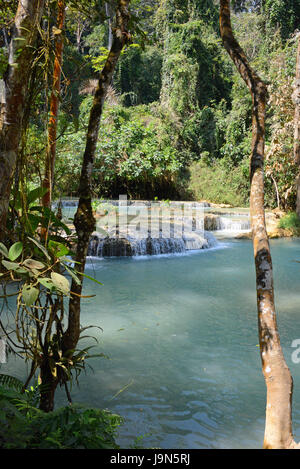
[88,231,217,258]
[204,213,250,232]
[52,198,253,257]
[217,216,250,232]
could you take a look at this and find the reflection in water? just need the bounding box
[3,238,300,448]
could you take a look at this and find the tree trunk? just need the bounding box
[294,34,300,217]
[62,0,131,353]
[42,0,66,209]
[39,360,59,412]
[0,0,45,240]
[220,0,299,449]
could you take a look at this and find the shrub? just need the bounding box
[186,157,250,206]
[0,375,123,449]
[278,212,300,233]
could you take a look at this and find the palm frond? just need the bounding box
[0,373,24,392]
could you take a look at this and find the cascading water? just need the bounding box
[53,199,251,257]
[87,232,216,258]
[218,215,251,232]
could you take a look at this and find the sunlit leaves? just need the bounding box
[7,242,23,261]
[48,240,69,258]
[2,260,20,271]
[50,272,70,295]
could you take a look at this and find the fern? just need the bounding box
[0,374,24,392]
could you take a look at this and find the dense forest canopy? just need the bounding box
[0,0,298,205]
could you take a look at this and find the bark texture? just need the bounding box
[42,0,66,209]
[294,34,300,217]
[62,0,131,353]
[220,0,299,450]
[0,0,45,239]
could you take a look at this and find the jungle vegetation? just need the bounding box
[0,0,300,450]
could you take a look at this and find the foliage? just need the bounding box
[0,374,123,449]
[186,157,250,206]
[262,0,300,40]
[55,100,184,199]
[1,188,105,407]
[265,41,298,210]
[114,45,163,106]
[278,212,300,233]
[159,17,233,116]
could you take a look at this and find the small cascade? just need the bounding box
[88,231,216,258]
[202,231,219,248]
[204,213,251,232]
[218,216,250,232]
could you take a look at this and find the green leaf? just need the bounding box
[59,256,81,264]
[50,272,70,295]
[8,242,23,261]
[27,186,48,205]
[0,243,8,258]
[48,240,69,258]
[38,278,55,290]
[22,285,39,306]
[27,237,51,260]
[77,272,103,286]
[27,213,42,232]
[2,260,20,271]
[15,267,29,274]
[23,259,45,270]
[64,265,81,285]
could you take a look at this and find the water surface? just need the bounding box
[4,238,300,448]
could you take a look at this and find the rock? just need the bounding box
[267,228,294,238]
[89,236,133,257]
[204,214,220,231]
[235,227,294,239]
[235,232,252,239]
[271,208,285,219]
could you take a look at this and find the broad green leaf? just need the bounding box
[51,272,70,295]
[27,213,42,232]
[8,242,23,261]
[2,260,20,271]
[0,242,8,258]
[22,285,39,306]
[27,186,48,205]
[48,240,69,258]
[23,259,45,270]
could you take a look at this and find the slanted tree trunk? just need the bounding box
[220,0,299,449]
[61,0,131,367]
[0,0,45,240]
[294,34,300,217]
[42,0,66,210]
